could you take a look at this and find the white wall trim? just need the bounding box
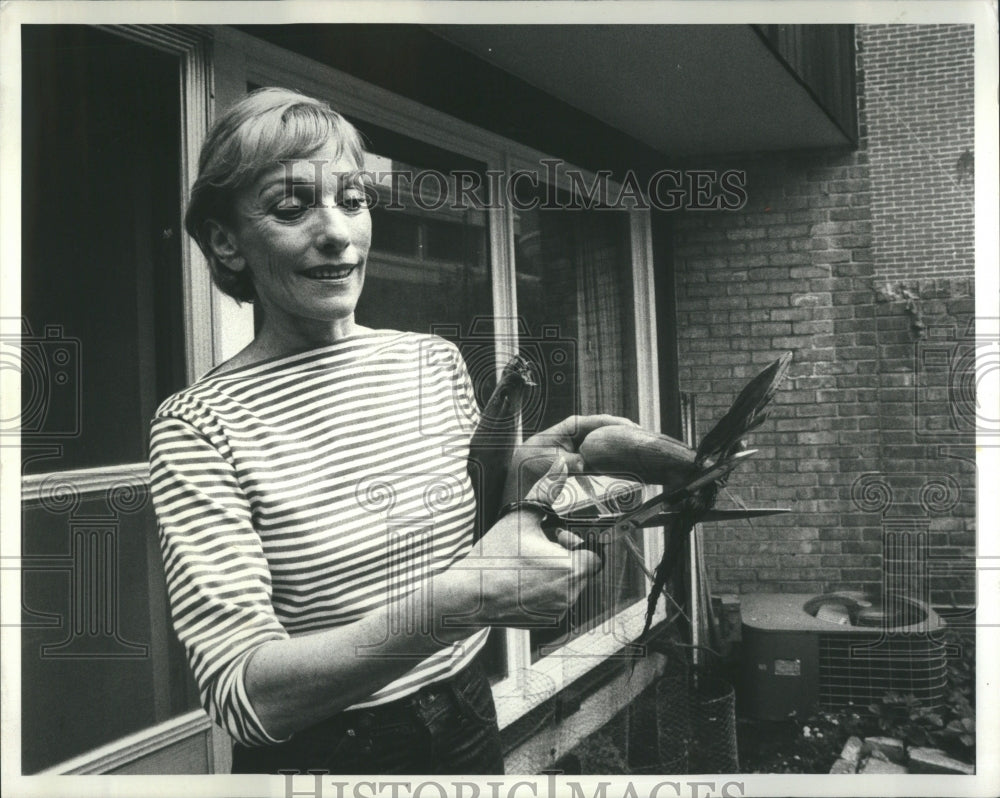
[37,710,213,775]
[494,599,666,730]
[630,208,660,433]
[209,26,257,365]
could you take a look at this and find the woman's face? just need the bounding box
[226,139,372,339]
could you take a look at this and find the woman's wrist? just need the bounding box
[429,564,492,642]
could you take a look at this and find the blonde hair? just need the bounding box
[185,87,366,302]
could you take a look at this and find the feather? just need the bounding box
[638,352,792,643]
[695,351,793,466]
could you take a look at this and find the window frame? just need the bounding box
[216,25,669,729]
[17,24,231,775]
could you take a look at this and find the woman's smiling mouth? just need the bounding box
[301,264,357,280]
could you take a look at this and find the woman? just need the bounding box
[149,87,628,775]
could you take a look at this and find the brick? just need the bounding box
[771,308,817,322]
[810,221,852,236]
[860,759,907,775]
[907,747,975,775]
[726,228,766,241]
[789,265,831,279]
[865,737,906,763]
[792,320,835,335]
[791,292,832,307]
[812,249,852,264]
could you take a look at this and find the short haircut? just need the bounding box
[184,87,367,303]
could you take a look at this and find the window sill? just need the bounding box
[492,600,665,732]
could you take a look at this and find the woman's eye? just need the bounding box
[339,190,369,212]
[271,200,308,221]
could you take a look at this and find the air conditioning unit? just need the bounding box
[738,592,947,721]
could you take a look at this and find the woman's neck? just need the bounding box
[260,313,362,354]
[224,315,371,373]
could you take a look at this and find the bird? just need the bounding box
[467,353,536,542]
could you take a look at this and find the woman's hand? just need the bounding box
[502,414,640,504]
[458,457,602,630]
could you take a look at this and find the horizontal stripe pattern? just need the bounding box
[149,331,488,746]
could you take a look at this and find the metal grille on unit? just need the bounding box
[817,633,948,710]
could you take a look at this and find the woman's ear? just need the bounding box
[204,219,246,272]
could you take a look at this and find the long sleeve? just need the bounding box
[149,414,291,746]
[148,332,488,746]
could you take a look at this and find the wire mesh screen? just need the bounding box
[818,632,948,710]
[645,652,739,774]
[562,649,739,774]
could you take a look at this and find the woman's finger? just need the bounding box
[524,454,568,505]
[536,414,641,448]
[553,528,585,549]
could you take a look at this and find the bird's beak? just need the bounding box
[506,353,538,387]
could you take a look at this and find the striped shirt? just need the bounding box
[149,331,489,747]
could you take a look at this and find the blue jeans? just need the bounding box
[231,659,504,775]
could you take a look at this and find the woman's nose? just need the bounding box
[314,205,352,250]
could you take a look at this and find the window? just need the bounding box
[346,121,509,679]
[353,120,494,373]
[20,26,186,475]
[509,181,647,661]
[18,25,200,774]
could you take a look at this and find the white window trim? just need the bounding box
[216,24,669,729]
[20,463,152,506]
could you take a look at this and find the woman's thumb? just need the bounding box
[525,455,568,505]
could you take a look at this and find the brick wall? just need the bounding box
[863,25,975,282]
[863,25,977,610]
[668,25,976,610]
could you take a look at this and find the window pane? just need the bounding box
[18,26,186,474]
[21,493,198,773]
[347,123,509,679]
[512,186,645,659]
[352,123,495,395]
